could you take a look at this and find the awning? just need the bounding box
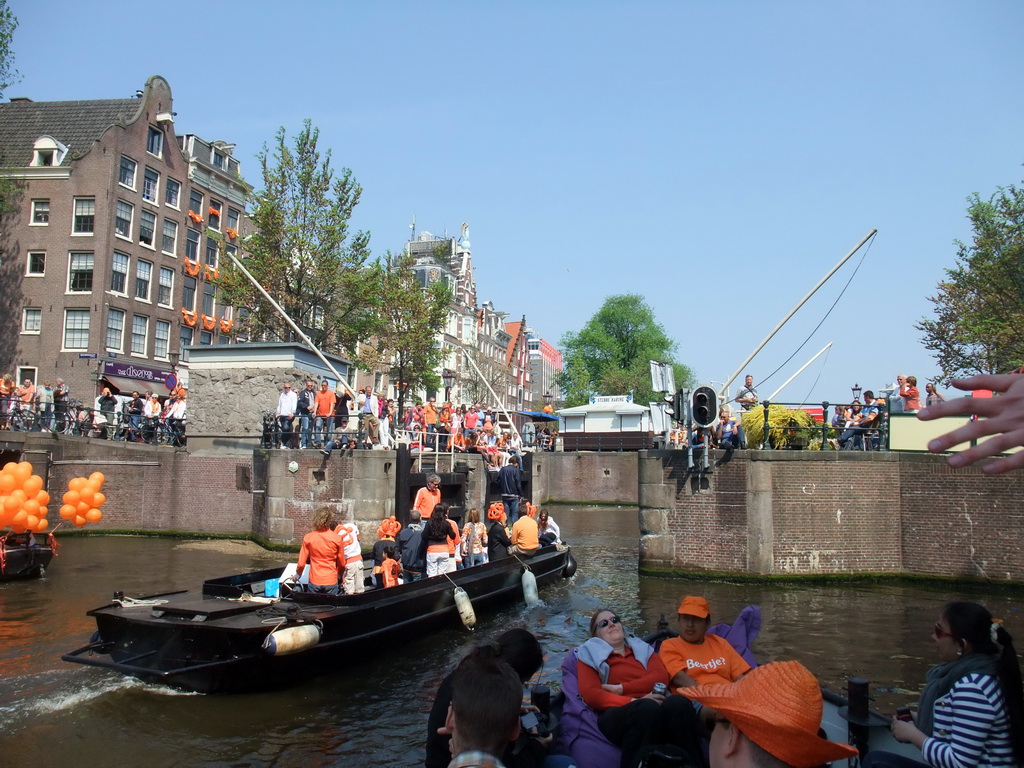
[101,374,174,396]
[515,410,559,422]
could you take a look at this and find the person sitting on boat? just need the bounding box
[863,601,1024,768]
[510,504,540,554]
[295,508,345,595]
[572,607,704,768]
[372,516,402,588]
[419,504,459,578]
[380,546,401,588]
[335,518,364,594]
[679,660,858,768]
[426,628,571,768]
[397,510,425,582]
[486,504,513,562]
[658,596,751,693]
[461,507,488,568]
[537,509,561,546]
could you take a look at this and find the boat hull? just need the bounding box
[0,535,54,580]
[63,545,573,694]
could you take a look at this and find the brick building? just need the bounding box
[0,75,249,401]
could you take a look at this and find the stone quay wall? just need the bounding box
[532,450,638,506]
[638,450,1024,582]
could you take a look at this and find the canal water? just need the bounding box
[1,506,1021,767]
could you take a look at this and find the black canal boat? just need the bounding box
[0,531,56,580]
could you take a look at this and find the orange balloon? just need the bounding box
[14,462,32,484]
[34,518,49,533]
[25,514,38,530]
[0,508,11,527]
[0,473,14,494]
[74,515,87,527]
[22,499,40,516]
[2,461,17,473]
[38,505,49,519]
[78,487,95,505]
[69,477,86,492]
[9,489,26,506]
[63,490,80,506]
[85,508,103,523]
[92,492,106,508]
[35,490,50,507]
[10,524,26,534]
[76,500,91,514]
[22,475,43,497]
[60,504,77,520]
[89,472,106,487]
[11,509,28,527]
[3,495,19,514]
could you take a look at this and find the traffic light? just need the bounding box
[672,389,686,423]
[691,386,718,428]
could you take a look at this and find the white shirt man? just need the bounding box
[276,383,299,448]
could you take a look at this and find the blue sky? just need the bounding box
[9,1,1024,405]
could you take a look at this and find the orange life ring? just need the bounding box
[184,258,201,276]
[181,309,197,326]
[219,318,233,333]
[201,314,216,331]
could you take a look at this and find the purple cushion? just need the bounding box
[556,648,621,768]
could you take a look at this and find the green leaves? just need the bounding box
[917,181,1024,382]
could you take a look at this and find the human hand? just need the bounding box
[891,717,922,745]
[601,683,624,695]
[917,374,1024,473]
[641,692,666,703]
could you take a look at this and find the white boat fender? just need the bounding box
[522,569,539,606]
[454,586,476,630]
[263,624,321,656]
[562,551,578,578]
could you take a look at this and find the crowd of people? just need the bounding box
[272,379,556,462]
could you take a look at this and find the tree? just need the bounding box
[559,294,694,407]
[217,120,375,356]
[459,345,509,407]
[917,179,1024,383]
[358,250,450,425]
[0,0,19,218]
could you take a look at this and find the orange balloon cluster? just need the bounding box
[0,461,52,533]
[59,472,107,528]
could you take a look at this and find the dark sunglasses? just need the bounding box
[933,622,954,639]
[597,615,621,630]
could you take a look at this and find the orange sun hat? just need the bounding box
[487,502,506,522]
[680,661,858,768]
[376,516,401,539]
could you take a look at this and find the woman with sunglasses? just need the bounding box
[864,601,1023,768]
[573,608,703,768]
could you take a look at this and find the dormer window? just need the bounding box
[31,136,68,167]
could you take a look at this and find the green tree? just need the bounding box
[559,294,694,407]
[0,0,19,218]
[218,120,375,356]
[917,179,1024,382]
[358,250,450,425]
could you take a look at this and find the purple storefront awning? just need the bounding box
[101,361,175,394]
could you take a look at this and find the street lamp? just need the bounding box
[442,368,456,403]
[543,391,553,413]
[851,382,862,402]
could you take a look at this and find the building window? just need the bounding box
[31,199,49,225]
[147,126,163,157]
[202,282,215,316]
[205,236,218,266]
[200,330,213,345]
[135,259,152,301]
[26,251,45,276]
[179,326,193,361]
[115,200,133,239]
[227,207,240,232]
[68,252,94,292]
[212,150,225,169]
[189,190,203,221]
[208,200,222,230]
[182,275,197,311]
[110,251,129,294]
[162,219,178,255]
[105,308,125,351]
[22,308,41,334]
[63,309,90,350]
[158,266,174,306]
[165,178,181,208]
[154,320,170,359]
[119,156,137,188]
[130,315,148,355]
[185,229,199,261]
[73,197,95,234]
[143,168,160,203]
[139,210,156,248]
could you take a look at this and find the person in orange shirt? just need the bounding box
[657,596,751,693]
[380,546,402,587]
[510,504,540,553]
[413,474,441,519]
[423,397,439,450]
[313,381,337,448]
[296,508,345,595]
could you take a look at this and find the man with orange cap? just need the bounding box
[680,660,858,768]
[658,596,751,691]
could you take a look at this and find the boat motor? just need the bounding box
[454,586,476,630]
[521,568,539,606]
[263,623,322,656]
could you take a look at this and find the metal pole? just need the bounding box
[761,400,772,450]
[220,247,355,396]
[456,342,521,440]
[719,230,877,397]
[766,342,833,401]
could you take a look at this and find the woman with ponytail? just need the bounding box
[865,601,1023,768]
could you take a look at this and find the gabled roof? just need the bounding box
[504,320,524,366]
[0,98,143,166]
